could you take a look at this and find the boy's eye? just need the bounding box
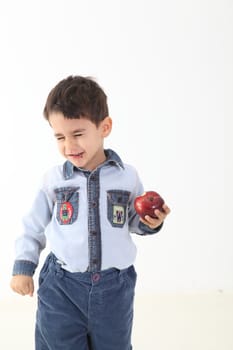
[56,136,65,141]
[74,133,83,137]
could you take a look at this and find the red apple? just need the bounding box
[134,191,165,219]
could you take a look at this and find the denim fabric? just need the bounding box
[12,259,37,276]
[36,253,136,350]
[86,169,101,272]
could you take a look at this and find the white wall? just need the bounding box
[0,0,232,297]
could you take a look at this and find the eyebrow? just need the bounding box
[54,129,86,137]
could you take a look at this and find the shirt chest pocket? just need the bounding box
[54,187,80,225]
[107,190,131,228]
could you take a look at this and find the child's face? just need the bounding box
[49,112,112,171]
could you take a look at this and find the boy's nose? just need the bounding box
[64,138,77,151]
[65,137,76,146]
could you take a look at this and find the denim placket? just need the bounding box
[87,169,101,272]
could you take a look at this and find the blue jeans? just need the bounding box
[35,253,137,349]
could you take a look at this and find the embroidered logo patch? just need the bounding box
[112,205,125,225]
[59,202,73,224]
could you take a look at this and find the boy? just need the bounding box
[10,75,170,350]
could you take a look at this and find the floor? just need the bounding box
[1,291,233,349]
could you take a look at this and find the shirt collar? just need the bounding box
[63,149,124,180]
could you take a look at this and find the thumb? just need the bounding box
[29,279,34,297]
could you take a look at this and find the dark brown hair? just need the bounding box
[43,75,109,125]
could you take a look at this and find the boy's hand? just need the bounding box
[10,275,34,297]
[140,203,171,229]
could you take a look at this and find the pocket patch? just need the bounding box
[55,187,79,225]
[107,190,131,228]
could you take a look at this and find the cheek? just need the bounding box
[57,142,65,154]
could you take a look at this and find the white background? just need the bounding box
[0,0,232,297]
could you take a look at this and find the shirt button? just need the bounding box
[92,273,100,282]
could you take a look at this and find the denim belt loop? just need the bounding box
[54,258,65,278]
[119,265,131,276]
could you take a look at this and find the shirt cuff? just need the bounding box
[12,260,37,276]
[139,221,164,235]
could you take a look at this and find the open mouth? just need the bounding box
[68,152,84,159]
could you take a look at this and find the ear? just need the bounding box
[101,116,112,137]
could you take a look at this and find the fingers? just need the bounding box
[154,204,171,221]
[140,203,171,229]
[10,284,27,296]
[140,216,161,229]
[162,204,171,215]
[10,276,34,297]
[22,281,34,297]
[29,280,34,297]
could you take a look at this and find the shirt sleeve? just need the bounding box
[12,187,53,276]
[128,168,164,236]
